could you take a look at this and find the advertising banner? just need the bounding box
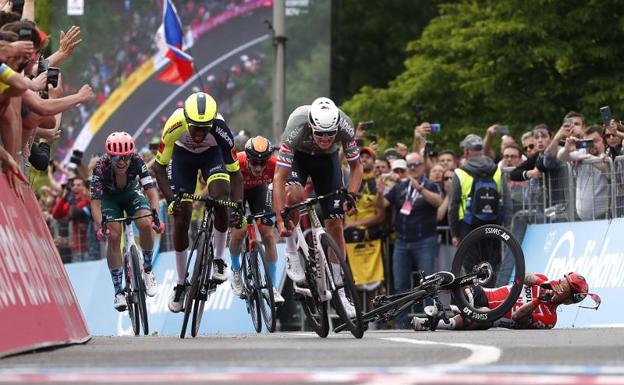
[522,219,624,328]
[0,176,90,357]
[65,247,286,336]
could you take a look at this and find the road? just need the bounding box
[1,328,624,384]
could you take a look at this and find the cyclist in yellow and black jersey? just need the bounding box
[150,92,243,313]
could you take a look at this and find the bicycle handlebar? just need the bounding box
[175,193,242,210]
[102,209,159,233]
[280,188,355,225]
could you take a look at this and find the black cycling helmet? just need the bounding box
[245,136,272,161]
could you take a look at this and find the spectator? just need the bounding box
[374,157,391,177]
[521,131,536,158]
[501,144,523,168]
[51,177,91,261]
[603,120,624,160]
[428,163,445,191]
[449,134,511,247]
[559,125,609,221]
[437,150,457,171]
[379,151,442,328]
[390,158,408,183]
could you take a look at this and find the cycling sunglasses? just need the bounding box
[249,158,267,167]
[189,122,213,131]
[111,154,131,162]
[312,130,338,137]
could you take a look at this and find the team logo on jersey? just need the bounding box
[165,122,182,136]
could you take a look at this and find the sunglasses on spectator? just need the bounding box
[111,155,131,162]
[443,176,453,181]
[605,134,616,139]
[312,130,338,137]
[523,144,535,151]
[406,162,423,169]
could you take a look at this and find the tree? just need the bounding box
[341,0,624,153]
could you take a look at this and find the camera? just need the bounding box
[47,67,60,88]
[431,123,441,132]
[575,139,593,149]
[70,149,84,165]
[600,106,612,126]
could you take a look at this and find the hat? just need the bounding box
[384,148,401,158]
[360,147,376,159]
[460,134,483,151]
[391,159,407,171]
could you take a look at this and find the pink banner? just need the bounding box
[0,175,90,357]
[192,0,272,39]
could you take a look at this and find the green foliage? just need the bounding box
[342,0,624,154]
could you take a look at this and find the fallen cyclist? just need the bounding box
[412,272,601,330]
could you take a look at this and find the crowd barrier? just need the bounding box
[522,219,623,328]
[65,245,286,336]
[0,176,90,357]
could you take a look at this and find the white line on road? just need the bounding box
[133,34,270,141]
[381,337,502,366]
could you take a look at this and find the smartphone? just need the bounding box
[600,106,612,126]
[18,28,32,41]
[575,139,593,149]
[563,117,574,127]
[47,67,60,88]
[367,134,378,142]
[431,123,441,132]
[361,121,375,130]
[37,59,49,76]
[424,141,434,157]
[498,125,510,135]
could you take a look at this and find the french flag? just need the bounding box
[156,0,194,85]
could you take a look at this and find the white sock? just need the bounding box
[213,229,227,261]
[436,318,456,330]
[331,262,343,286]
[175,249,188,284]
[285,232,297,254]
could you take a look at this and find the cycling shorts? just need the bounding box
[101,188,151,219]
[168,145,229,194]
[244,184,273,226]
[286,151,344,219]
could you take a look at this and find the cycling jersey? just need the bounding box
[482,274,558,329]
[238,152,276,190]
[276,105,359,169]
[155,108,239,173]
[90,153,155,200]
[0,63,17,94]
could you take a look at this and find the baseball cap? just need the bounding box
[391,159,407,171]
[360,147,376,159]
[460,134,483,151]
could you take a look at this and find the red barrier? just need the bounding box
[0,175,90,357]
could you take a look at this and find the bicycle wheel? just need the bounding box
[253,243,276,332]
[181,231,206,339]
[130,245,149,336]
[191,238,212,338]
[451,224,525,324]
[242,247,262,332]
[321,234,364,338]
[298,249,329,338]
[124,255,139,336]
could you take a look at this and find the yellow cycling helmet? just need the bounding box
[183,92,217,127]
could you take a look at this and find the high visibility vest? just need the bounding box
[454,167,502,221]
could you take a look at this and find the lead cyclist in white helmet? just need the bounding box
[272,97,363,317]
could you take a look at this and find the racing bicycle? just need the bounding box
[239,211,278,333]
[281,188,364,338]
[177,193,241,339]
[334,224,526,333]
[102,209,160,336]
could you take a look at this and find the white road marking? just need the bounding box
[381,337,502,366]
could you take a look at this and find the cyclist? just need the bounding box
[411,272,601,330]
[228,136,284,304]
[91,132,164,311]
[273,97,362,316]
[150,92,243,313]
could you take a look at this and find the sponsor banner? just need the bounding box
[65,245,286,336]
[0,175,89,357]
[522,219,623,328]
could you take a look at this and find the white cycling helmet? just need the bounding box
[308,97,341,132]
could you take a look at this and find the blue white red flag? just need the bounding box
[156,0,194,85]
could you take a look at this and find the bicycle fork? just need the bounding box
[293,221,332,302]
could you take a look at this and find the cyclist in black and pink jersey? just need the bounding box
[91,132,165,311]
[227,136,284,304]
[412,272,601,330]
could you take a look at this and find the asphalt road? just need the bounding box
[84,6,272,159]
[2,328,624,384]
